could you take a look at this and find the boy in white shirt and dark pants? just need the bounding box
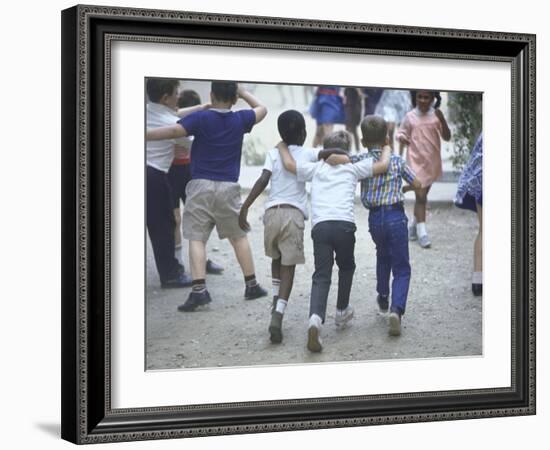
[278,131,391,352]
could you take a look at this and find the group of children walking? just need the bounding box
[146,80,453,353]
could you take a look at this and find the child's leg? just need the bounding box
[388,218,411,315]
[386,122,396,150]
[369,223,391,298]
[278,264,295,306]
[333,222,357,312]
[309,223,334,323]
[189,240,207,280]
[229,235,255,277]
[413,186,431,224]
[472,204,483,296]
[474,204,482,272]
[271,258,281,301]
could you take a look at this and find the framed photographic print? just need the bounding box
[61,4,536,444]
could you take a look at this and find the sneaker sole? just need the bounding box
[269,325,283,344]
[245,292,268,300]
[335,309,354,327]
[177,294,211,312]
[307,327,322,352]
[389,314,401,336]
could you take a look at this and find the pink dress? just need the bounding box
[397,108,443,187]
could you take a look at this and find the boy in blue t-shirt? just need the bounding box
[146,81,269,311]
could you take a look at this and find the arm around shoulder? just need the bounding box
[372,145,392,175]
[146,124,187,141]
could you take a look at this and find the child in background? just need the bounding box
[352,115,421,336]
[147,82,269,311]
[309,86,346,147]
[168,89,223,275]
[278,131,391,353]
[397,90,451,248]
[344,87,362,152]
[239,110,320,344]
[455,133,483,296]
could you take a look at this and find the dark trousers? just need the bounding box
[310,221,357,322]
[167,163,192,208]
[368,205,411,315]
[146,165,179,282]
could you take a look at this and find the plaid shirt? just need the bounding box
[351,149,416,209]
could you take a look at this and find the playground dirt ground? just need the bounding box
[145,196,482,371]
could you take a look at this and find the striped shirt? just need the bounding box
[351,149,416,209]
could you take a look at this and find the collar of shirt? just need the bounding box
[209,108,232,113]
[367,148,382,161]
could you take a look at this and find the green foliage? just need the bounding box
[447,93,482,170]
[242,136,266,166]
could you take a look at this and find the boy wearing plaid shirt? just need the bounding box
[353,115,421,336]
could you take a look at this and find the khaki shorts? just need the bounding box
[263,206,306,265]
[182,179,247,242]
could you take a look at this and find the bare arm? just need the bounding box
[276,141,297,174]
[237,87,267,124]
[175,103,210,118]
[435,108,451,141]
[146,124,187,141]
[239,170,271,231]
[372,145,392,175]
[402,177,422,193]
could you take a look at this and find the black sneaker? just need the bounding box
[177,290,212,312]
[161,272,193,289]
[244,284,268,300]
[472,283,482,297]
[377,294,389,313]
[206,259,224,275]
[269,311,283,344]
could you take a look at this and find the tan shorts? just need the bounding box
[263,206,305,265]
[182,179,247,242]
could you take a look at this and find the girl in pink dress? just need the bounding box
[397,90,451,248]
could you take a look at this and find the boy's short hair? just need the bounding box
[177,90,201,108]
[361,115,387,146]
[211,81,238,103]
[277,110,306,146]
[146,78,179,103]
[323,130,352,152]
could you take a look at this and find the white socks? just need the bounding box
[472,272,483,284]
[416,222,427,238]
[309,314,322,329]
[272,278,281,298]
[276,299,288,314]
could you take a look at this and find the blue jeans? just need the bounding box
[368,205,411,315]
[310,221,356,322]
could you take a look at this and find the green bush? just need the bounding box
[447,93,482,170]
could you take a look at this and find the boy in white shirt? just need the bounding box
[240,110,336,344]
[278,131,391,352]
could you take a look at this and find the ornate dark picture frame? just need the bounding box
[61,4,536,444]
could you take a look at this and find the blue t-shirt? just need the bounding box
[178,109,256,182]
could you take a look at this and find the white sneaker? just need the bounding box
[335,305,354,327]
[389,311,402,336]
[418,234,431,248]
[307,315,323,352]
